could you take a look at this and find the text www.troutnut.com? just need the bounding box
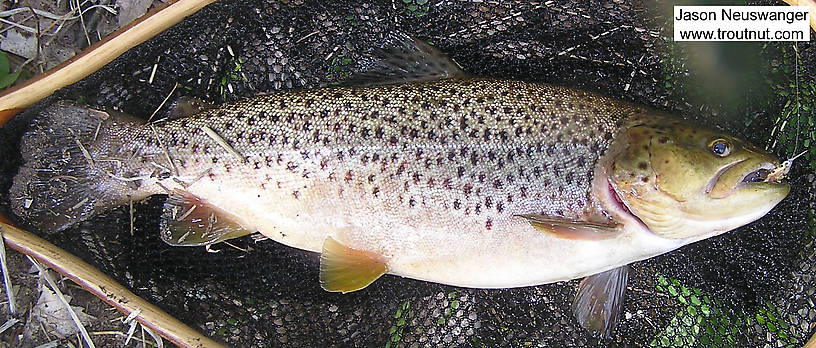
[674,6,810,42]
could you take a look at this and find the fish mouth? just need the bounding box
[705,160,784,198]
[739,163,777,184]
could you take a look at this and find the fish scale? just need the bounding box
[134,79,636,232]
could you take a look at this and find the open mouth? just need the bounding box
[740,163,776,184]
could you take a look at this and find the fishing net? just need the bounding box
[1,0,815,346]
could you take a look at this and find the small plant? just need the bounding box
[0,51,22,90]
[767,43,816,172]
[403,0,429,17]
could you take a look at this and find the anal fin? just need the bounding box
[572,266,630,338]
[516,214,620,240]
[319,237,388,293]
[160,190,252,246]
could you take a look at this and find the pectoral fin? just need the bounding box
[516,214,620,240]
[572,266,630,338]
[160,190,253,246]
[319,237,388,293]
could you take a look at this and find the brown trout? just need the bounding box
[9,39,789,336]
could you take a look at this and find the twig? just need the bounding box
[129,196,134,236]
[73,0,91,46]
[27,256,96,348]
[147,82,179,123]
[149,125,179,176]
[124,320,138,345]
[201,125,243,161]
[143,325,164,348]
[33,341,59,348]
[90,330,155,345]
[0,4,117,21]
[2,222,223,346]
[0,0,219,123]
[0,226,16,315]
[0,318,20,335]
[39,322,51,340]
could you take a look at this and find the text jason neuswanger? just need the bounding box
[676,8,808,23]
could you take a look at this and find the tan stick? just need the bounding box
[782,0,816,32]
[0,0,218,124]
[0,222,224,348]
[806,332,816,348]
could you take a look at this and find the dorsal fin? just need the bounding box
[516,214,621,240]
[168,96,216,119]
[345,34,466,86]
[319,237,388,293]
[160,190,253,246]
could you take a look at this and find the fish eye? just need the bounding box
[709,139,731,157]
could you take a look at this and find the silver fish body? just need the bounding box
[13,78,697,287]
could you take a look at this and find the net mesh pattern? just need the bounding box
[1,0,815,346]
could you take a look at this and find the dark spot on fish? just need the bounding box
[453,200,461,210]
[345,171,353,183]
[463,184,473,196]
[485,219,493,230]
[659,137,669,144]
[641,177,649,183]
[409,197,417,207]
[638,162,648,170]
[560,116,569,125]
[292,191,300,200]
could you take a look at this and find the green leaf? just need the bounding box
[0,51,8,75]
[0,70,21,90]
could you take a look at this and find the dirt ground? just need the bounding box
[0,1,172,346]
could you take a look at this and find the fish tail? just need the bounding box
[10,101,146,233]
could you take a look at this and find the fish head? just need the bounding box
[606,117,790,240]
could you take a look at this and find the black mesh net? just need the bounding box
[1,0,815,346]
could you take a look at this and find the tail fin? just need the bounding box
[10,101,144,233]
